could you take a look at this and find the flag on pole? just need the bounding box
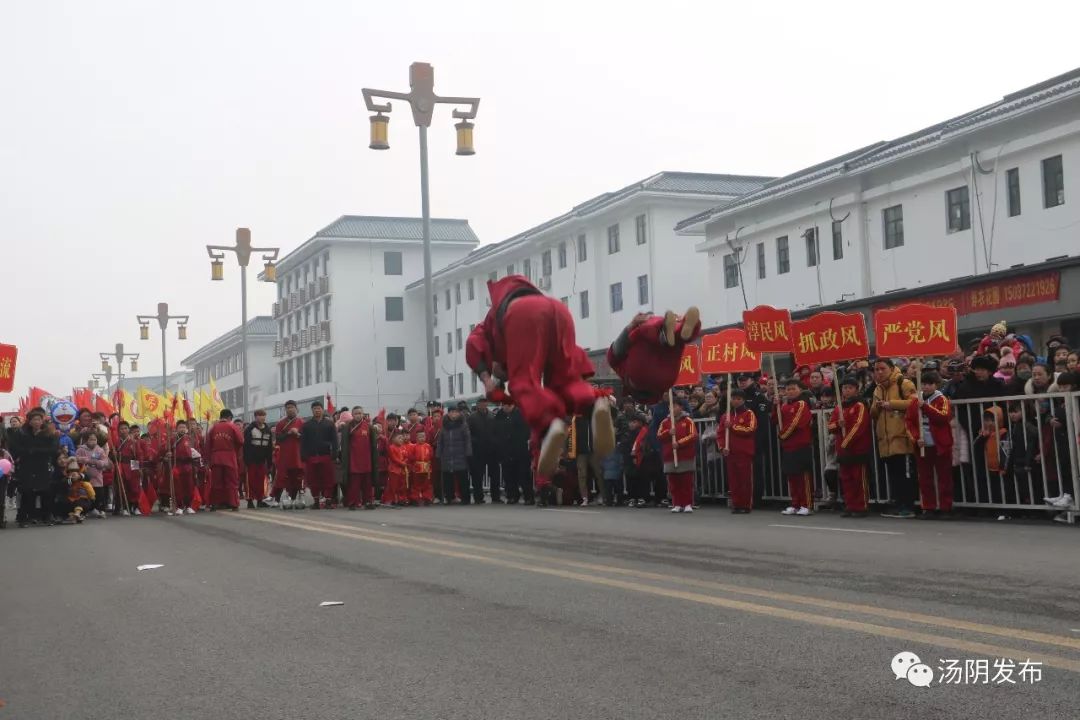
[209,377,224,415]
[326,393,335,415]
[182,392,195,422]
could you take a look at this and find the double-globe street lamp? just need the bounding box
[136,303,189,515]
[206,228,279,418]
[363,61,479,401]
[98,343,140,400]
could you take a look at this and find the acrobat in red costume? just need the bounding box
[466,275,613,476]
[606,309,702,404]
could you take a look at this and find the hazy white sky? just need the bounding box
[3,0,1078,409]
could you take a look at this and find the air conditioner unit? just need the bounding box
[537,275,552,291]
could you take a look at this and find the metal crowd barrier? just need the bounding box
[692,391,1080,523]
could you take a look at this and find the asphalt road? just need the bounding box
[2,503,1079,719]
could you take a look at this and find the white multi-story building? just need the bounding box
[679,68,1080,347]
[260,215,479,418]
[405,171,772,401]
[181,316,277,420]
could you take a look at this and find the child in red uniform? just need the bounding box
[273,400,305,509]
[717,389,757,513]
[657,403,698,513]
[776,379,814,516]
[606,308,701,404]
[829,378,872,517]
[206,409,244,511]
[466,275,613,478]
[905,370,955,519]
[383,432,409,507]
[168,420,197,515]
[113,421,143,516]
[409,430,435,505]
[344,408,375,510]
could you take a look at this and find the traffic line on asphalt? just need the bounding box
[226,512,1080,669]
[542,508,602,514]
[768,524,904,535]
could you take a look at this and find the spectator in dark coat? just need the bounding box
[436,406,472,504]
[9,408,61,527]
[466,398,498,503]
[494,400,532,504]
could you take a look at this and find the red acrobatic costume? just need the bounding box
[466,275,611,476]
[606,309,702,404]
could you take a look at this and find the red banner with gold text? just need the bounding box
[742,306,794,353]
[700,329,762,374]
[874,304,959,358]
[791,311,869,366]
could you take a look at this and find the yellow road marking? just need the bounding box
[228,512,1080,673]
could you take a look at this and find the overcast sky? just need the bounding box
[3,0,1078,409]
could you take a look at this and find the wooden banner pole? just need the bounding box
[725,373,733,449]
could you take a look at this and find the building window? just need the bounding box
[831,221,843,260]
[315,349,324,383]
[448,374,455,398]
[304,353,312,386]
[883,205,904,249]
[384,251,402,275]
[471,373,478,393]
[457,373,464,395]
[776,236,790,274]
[446,332,452,354]
[541,250,552,277]
[805,228,819,267]
[607,224,620,254]
[609,282,623,312]
[488,271,497,283]
[637,274,649,305]
[467,278,475,300]
[386,347,405,372]
[434,335,440,356]
[523,258,532,280]
[506,263,514,277]
[313,303,320,323]
[325,347,332,381]
[385,296,404,322]
[1006,167,1021,217]
[286,360,293,391]
[279,364,285,393]
[558,241,567,269]
[580,290,590,319]
[756,242,766,279]
[435,378,441,399]
[444,289,451,310]
[635,214,647,245]
[304,307,312,328]
[946,186,971,232]
[724,253,740,288]
[324,297,330,320]
[455,283,461,305]
[577,234,587,262]
[433,295,438,314]
[455,328,463,350]
[1042,155,1064,208]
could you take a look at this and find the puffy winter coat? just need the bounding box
[870,367,916,457]
[435,416,472,472]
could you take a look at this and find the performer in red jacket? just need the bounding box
[905,370,955,517]
[776,379,814,515]
[272,400,305,508]
[168,419,197,514]
[828,378,873,516]
[466,275,613,478]
[657,404,698,513]
[206,409,244,510]
[717,389,757,513]
[383,432,409,506]
[344,411,375,509]
[113,421,143,515]
[606,309,701,404]
[409,431,435,505]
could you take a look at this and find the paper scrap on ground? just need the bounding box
[137,564,164,571]
[319,601,344,607]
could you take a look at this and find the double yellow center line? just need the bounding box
[228,512,1080,674]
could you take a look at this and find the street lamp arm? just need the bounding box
[362,88,411,113]
[438,96,480,120]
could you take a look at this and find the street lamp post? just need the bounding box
[137,304,189,515]
[99,343,140,403]
[363,61,480,401]
[206,228,279,419]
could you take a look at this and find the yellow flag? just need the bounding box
[137,386,165,420]
[200,389,215,420]
[120,389,139,425]
[209,377,224,415]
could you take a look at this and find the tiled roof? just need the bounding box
[676,67,1080,232]
[181,316,276,366]
[406,171,773,288]
[314,216,479,243]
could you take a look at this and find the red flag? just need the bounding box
[873,303,959,358]
[183,396,195,422]
[742,305,794,353]
[326,393,335,415]
[139,484,155,515]
[0,343,18,393]
[191,486,202,512]
[674,345,701,386]
[375,408,386,429]
[791,311,870,366]
[700,329,762,374]
[18,395,28,416]
[94,393,115,416]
